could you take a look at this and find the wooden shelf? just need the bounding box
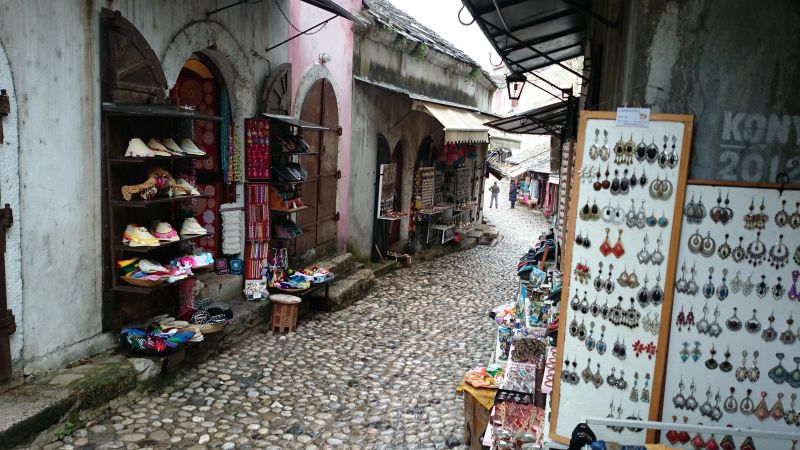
[113,234,208,253]
[102,102,222,121]
[271,231,303,240]
[271,206,310,214]
[274,151,317,156]
[110,194,211,208]
[108,154,208,164]
[113,282,173,294]
[269,177,318,186]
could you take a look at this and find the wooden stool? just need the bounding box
[463,390,491,449]
[270,294,301,332]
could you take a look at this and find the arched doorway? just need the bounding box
[296,78,339,257]
[169,55,233,256]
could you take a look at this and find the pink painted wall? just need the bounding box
[288,0,359,253]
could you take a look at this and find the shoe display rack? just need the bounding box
[660,183,800,449]
[102,103,221,323]
[550,111,695,445]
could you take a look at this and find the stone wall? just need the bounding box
[592,0,800,183]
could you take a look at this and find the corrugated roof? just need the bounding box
[361,0,495,85]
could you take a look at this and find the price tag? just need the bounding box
[253,292,262,299]
[616,107,651,128]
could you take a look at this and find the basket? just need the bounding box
[120,276,166,287]
[196,323,225,334]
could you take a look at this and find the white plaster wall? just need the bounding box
[0,0,288,374]
[348,82,443,258]
[0,39,22,368]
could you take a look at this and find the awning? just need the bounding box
[413,101,489,144]
[485,98,577,137]
[509,165,529,177]
[301,0,363,24]
[460,0,590,76]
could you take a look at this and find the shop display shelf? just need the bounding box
[271,231,303,240]
[431,224,454,231]
[262,113,330,131]
[102,102,222,121]
[110,194,211,208]
[268,177,318,186]
[113,234,209,253]
[274,151,317,156]
[112,282,173,294]
[108,154,208,164]
[271,206,310,214]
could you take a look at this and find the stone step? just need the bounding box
[196,273,244,304]
[310,268,375,311]
[367,260,399,277]
[314,252,355,277]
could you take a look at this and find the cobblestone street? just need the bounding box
[49,182,549,450]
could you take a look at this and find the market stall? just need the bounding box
[547,110,800,449]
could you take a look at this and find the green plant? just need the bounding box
[55,419,77,439]
[469,65,481,80]
[393,35,412,52]
[411,43,429,60]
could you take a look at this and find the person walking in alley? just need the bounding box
[489,181,500,208]
[509,181,518,208]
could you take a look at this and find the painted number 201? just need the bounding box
[718,150,800,182]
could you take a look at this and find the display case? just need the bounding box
[101,102,221,325]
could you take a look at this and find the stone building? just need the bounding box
[0,0,361,380]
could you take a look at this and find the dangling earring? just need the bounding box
[611,229,625,258]
[768,234,789,269]
[599,228,612,257]
[641,373,650,403]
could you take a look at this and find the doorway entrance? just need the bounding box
[296,78,339,257]
[170,56,233,257]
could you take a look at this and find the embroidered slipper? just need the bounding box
[161,138,186,155]
[180,217,207,235]
[146,138,172,156]
[122,223,139,244]
[153,222,180,242]
[179,138,207,156]
[173,179,201,197]
[128,227,160,247]
[125,138,156,157]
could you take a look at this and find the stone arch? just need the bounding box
[161,21,256,119]
[0,38,23,369]
[294,65,343,126]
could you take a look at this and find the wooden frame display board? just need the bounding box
[660,182,800,449]
[550,111,694,444]
[377,163,397,218]
[416,167,435,209]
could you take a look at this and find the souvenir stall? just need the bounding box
[100,9,242,355]
[240,114,335,304]
[413,142,482,247]
[548,110,800,449]
[457,228,562,449]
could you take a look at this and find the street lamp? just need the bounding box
[505,71,527,101]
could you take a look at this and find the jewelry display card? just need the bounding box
[244,119,270,180]
[551,112,694,444]
[661,185,800,449]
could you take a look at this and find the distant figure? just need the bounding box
[489,181,500,208]
[509,181,518,209]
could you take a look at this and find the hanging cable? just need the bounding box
[457,5,475,26]
[274,0,327,35]
[489,52,504,68]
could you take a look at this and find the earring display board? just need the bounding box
[660,184,800,449]
[377,163,397,218]
[550,111,695,444]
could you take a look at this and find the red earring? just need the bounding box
[611,229,625,258]
[599,227,612,257]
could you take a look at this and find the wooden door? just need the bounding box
[297,79,339,255]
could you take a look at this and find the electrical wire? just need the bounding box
[274,0,327,35]
[457,4,475,26]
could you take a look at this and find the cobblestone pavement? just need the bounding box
[48,180,549,450]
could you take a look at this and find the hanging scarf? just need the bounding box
[220,87,231,184]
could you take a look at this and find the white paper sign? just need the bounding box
[616,107,651,127]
